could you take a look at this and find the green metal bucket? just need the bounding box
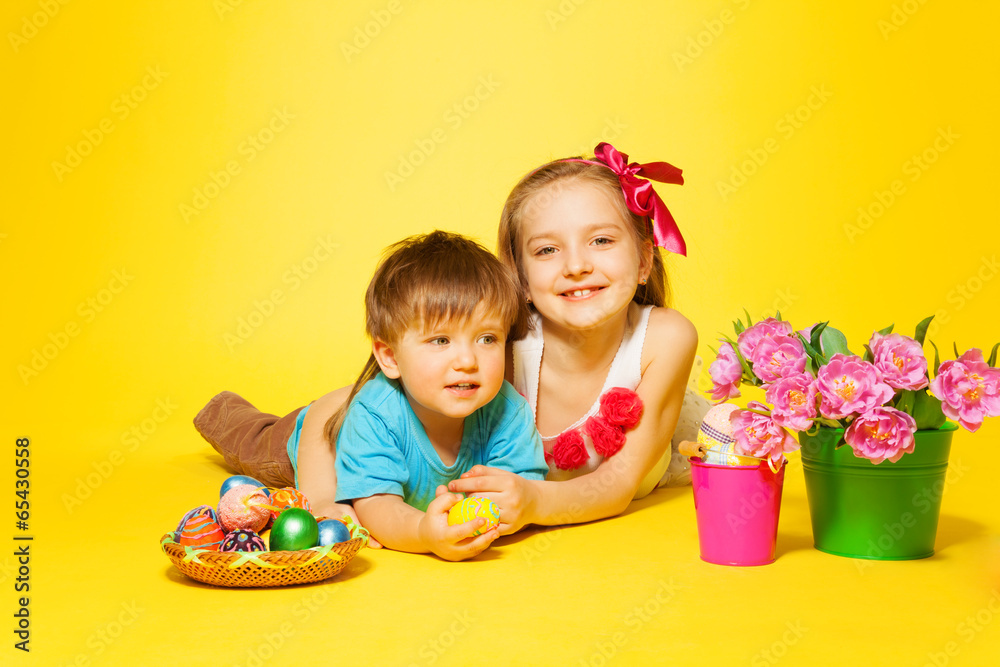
[799,423,956,560]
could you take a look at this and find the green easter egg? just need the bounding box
[268,508,319,551]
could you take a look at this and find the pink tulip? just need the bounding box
[816,354,895,420]
[869,332,929,391]
[751,334,808,383]
[844,407,917,464]
[765,373,819,432]
[736,318,794,360]
[730,401,800,465]
[929,348,1000,432]
[709,342,742,402]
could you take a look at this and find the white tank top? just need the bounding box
[512,302,652,480]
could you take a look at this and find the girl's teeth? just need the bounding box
[569,289,591,297]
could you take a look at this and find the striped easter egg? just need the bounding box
[176,505,225,550]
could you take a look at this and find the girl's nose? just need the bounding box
[562,246,592,277]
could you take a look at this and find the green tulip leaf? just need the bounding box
[820,325,853,358]
[809,321,829,351]
[987,342,999,367]
[929,340,941,376]
[862,343,874,364]
[912,389,946,430]
[953,341,961,359]
[914,315,934,346]
[876,324,894,336]
[895,389,916,415]
[797,332,828,368]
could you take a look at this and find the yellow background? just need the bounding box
[3,1,999,664]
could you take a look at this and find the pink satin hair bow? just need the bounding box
[572,142,686,256]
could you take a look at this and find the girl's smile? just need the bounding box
[520,181,650,332]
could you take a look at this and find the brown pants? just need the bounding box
[193,391,302,488]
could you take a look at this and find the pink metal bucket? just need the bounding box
[690,458,786,566]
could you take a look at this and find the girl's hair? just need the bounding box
[324,230,528,445]
[497,156,670,309]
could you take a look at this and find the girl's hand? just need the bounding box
[418,486,498,561]
[311,500,382,548]
[447,466,538,535]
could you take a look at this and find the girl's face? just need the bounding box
[518,180,651,332]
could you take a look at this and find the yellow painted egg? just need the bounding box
[447,497,500,536]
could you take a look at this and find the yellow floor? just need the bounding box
[10,417,999,666]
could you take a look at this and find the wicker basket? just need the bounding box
[162,534,364,587]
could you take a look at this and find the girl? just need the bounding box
[447,142,707,533]
[195,231,548,558]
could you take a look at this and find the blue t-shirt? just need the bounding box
[334,373,547,511]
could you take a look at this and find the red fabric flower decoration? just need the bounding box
[585,415,626,457]
[551,429,589,470]
[599,388,644,430]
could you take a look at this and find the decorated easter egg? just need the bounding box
[269,508,319,551]
[220,475,269,499]
[220,529,267,552]
[698,403,759,466]
[317,519,352,546]
[217,484,272,533]
[448,497,500,536]
[176,505,225,550]
[267,487,312,521]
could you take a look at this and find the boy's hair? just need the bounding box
[497,157,670,309]
[324,230,527,445]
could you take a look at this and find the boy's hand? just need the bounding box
[418,486,498,561]
[448,466,538,535]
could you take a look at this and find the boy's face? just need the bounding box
[373,306,508,425]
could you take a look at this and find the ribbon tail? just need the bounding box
[649,196,687,256]
[637,162,684,186]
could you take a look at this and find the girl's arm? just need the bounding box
[295,386,357,521]
[452,308,698,529]
[353,488,498,561]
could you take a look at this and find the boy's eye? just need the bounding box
[478,334,498,345]
[429,337,449,345]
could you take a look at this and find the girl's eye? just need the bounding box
[535,246,556,256]
[430,337,449,345]
[593,237,613,246]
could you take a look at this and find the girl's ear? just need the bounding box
[639,239,655,283]
[372,340,401,379]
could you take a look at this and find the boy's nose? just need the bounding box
[452,343,479,371]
